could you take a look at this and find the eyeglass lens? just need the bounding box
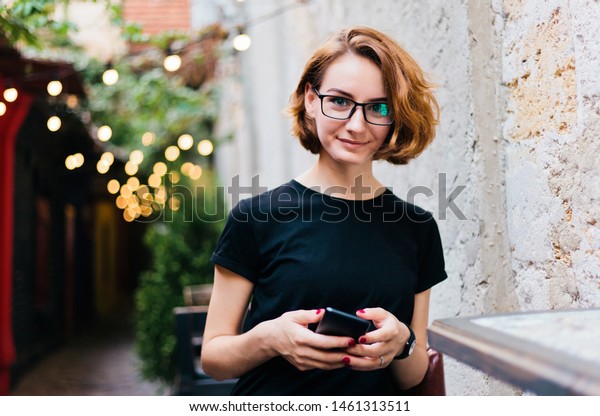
[321,96,393,125]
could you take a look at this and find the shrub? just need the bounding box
[135,173,225,385]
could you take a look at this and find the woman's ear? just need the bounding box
[304,83,316,118]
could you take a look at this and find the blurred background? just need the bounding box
[1,0,599,396]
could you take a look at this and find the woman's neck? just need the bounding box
[295,157,385,200]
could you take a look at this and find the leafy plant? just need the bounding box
[135,171,225,385]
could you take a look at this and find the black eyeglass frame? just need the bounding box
[312,88,394,126]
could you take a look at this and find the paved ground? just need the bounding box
[10,320,169,396]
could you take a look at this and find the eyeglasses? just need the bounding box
[312,88,393,126]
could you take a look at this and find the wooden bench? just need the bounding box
[173,306,237,395]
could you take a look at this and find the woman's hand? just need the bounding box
[342,307,411,370]
[264,309,356,371]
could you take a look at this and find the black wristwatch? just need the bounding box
[393,325,416,360]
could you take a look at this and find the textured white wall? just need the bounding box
[214,0,600,395]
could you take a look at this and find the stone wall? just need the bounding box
[214,0,600,395]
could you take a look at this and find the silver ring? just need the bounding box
[379,355,385,367]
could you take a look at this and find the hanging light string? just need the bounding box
[243,0,310,29]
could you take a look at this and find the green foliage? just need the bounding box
[135,172,225,385]
[0,0,76,48]
[84,61,218,152]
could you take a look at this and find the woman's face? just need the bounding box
[305,53,392,169]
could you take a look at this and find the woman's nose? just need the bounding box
[345,107,367,133]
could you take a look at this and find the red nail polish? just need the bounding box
[358,309,366,314]
[347,339,356,347]
[342,356,351,364]
[359,337,367,344]
[316,309,322,315]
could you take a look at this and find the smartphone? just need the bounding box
[315,307,371,340]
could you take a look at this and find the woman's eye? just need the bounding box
[329,97,350,107]
[370,103,389,116]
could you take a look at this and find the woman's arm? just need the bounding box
[201,265,355,380]
[389,289,431,389]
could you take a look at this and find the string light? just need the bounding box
[102,67,119,86]
[66,94,79,109]
[177,133,194,150]
[197,139,214,156]
[233,33,252,51]
[0,102,6,116]
[127,176,140,190]
[181,162,193,176]
[97,125,112,142]
[47,80,63,96]
[100,152,115,165]
[47,116,61,132]
[125,160,139,175]
[142,131,156,146]
[153,162,168,177]
[188,164,203,180]
[148,173,161,188]
[165,145,180,161]
[130,149,144,165]
[164,54,182,72]
[97,159,111,174]
[107,179,120,194]
[65,155,77,170]
[3,87,18,102]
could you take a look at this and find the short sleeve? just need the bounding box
[211,198,260,282]
[416,216,447,293]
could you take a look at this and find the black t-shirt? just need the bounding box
[211,180,447,395]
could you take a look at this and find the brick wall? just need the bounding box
[123,0,191,34]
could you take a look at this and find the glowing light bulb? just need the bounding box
[97,125,112,142]
[142,131,155,146]
[189,165,203,180]
[102,68,119,86]
[73,153,84,168]
[97,159,110,174]
[101,152,114,165]
[169,171,181,184]
[153,162,168,177]
[47,80,63,96]
[125,161,139,176]
[197,139,214,156]
[47,116,61,132]
[233,34,251,51]
[169,196,181,211]
[181,162,193,176]
[165,145,180,161]
[130,149,144,165]
[66,95,78,109]
[127,176,140,190]
[65,155,77,170]
[177,134,194,150]
[3,87,18,102]
[107,179,120,194]
[0,102,6,116]
[148,173,162,188]
[164,54,182,72]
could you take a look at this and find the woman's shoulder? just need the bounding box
[230,180,302,218]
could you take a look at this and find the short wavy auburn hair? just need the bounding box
[288,26,439,165]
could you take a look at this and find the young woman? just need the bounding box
[201,26,446,395]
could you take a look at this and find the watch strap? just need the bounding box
[393,325,416,360]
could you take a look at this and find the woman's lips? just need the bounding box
[337,137,367,146]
